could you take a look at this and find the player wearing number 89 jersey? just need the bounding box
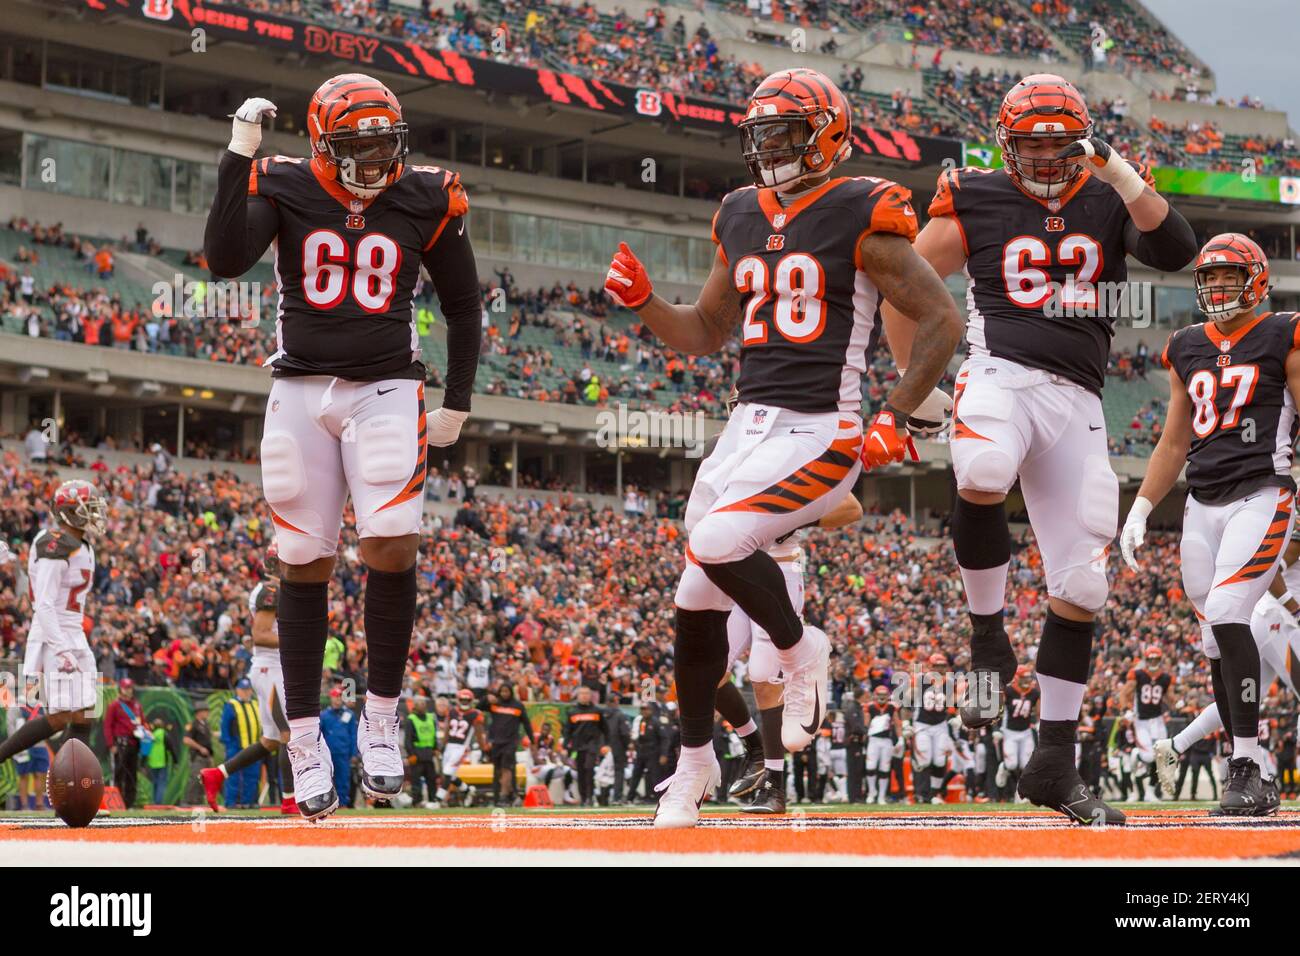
[204,74,483,823]
[1124,233,1300,816]
[883,74,1197,827]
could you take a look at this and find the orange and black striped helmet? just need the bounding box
[1193,232,1270,318]
[995,74,1092,199]
[738,68,852,192]
[308,73,409,199]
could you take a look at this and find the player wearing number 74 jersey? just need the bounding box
[204,74,483,821]
[883,74,1197,826]
[1123,233,1300,816]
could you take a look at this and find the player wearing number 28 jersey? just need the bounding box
[204,74,483,822]
[884,74,1197,826]
[1124,233,1300,816]
[604,68,963,829]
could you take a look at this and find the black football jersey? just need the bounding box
[1130,669,1171,720]
[249,156,468,381]
[929,163,1154,394]
[1162,311,1300,504]
[915,676,949,725]
[712,176,919,414]
[867,702,896,738]
[446,708,481,745]
[1004,684,1039,732]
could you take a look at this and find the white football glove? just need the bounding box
[427,407,469,447]
[1119,495,1154,571]
[228,97,278,158]
[1056,138,1147,204]
[898,371,954,438]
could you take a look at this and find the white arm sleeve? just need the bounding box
[30,557,67,639]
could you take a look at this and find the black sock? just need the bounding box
[767,768,786,789]
[224,741,271,776]
[715,680,753,739]
[1213,622,1260,742]
[674,608,730,747]
[0,715,55,763]
[1209,657,1234,740]
[699,552,802,650]
[1037,610,1094,684]
[759,705,786,763]
[1038,718,1077,749]
[58,722,92,751]
[363,564,418,699]
[278,746,294,798]
[278,580,330,721]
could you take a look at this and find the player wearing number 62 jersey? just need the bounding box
[604,68,963,829]
[884,74,1197,827]
[204,74,483,822]
[1124,233,1300,816]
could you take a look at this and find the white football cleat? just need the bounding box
[779,625,830,752]
[995,762,1009,789]
[1154,738,1180,798]
[653,756,721,829]
[286,733,338,822]
[357,710,405,799]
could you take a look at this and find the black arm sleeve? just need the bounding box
[203,150,279,279]
[420,221,483,413]
[1123,203,1198,273]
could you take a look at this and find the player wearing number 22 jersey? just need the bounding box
[1125,233,1300,816]
[204,74,483,823]
[887,74,1197,826]
[604,68,963,829]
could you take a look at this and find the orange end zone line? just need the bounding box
[6,823,1300,859]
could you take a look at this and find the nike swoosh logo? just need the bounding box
[378,387,397,396]
[1088,425,1102,431]
[801,684,821,736]
[790,428,816,435]
[1244,495,1259,502]
[457,220,465,236]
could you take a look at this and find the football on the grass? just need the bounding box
[46,738,104,828]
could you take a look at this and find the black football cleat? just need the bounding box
[1018,745,1126,826]
[960,620,1019,729]
[740,776,787,814]
[1220,757,1280,817]
[729,753,767,799]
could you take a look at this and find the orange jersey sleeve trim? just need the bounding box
[424,172,469,252]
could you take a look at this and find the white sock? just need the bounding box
[959,564,1008,616]
[1037,673,1086,722]
[1233,736,1264,768]
[365,694,399,719]
[734,718,757,737]
[764,758,785,772]
[1173,702,1223,754]
[677,743,713,769]
[289,717,319,740]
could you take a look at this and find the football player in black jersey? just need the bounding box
[1119,645,1171,802]
[605,68,962,828]
[204,75,483,821]
[885,74,1196,826]
[1123,234,1300,816]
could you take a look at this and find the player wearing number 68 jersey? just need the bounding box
[204,74,483,822]
[883,73,1197,826]
[1123,233,1300,816]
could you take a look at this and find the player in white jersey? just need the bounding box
[1154,532,1300,801]
[0,481,105,769]
[199,545,296,813]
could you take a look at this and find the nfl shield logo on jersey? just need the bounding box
[752,408,767,425]
[772,213,786,230]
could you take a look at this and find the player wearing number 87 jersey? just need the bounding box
[604,68,964,829]
[882,73,1197,827]
[1123,233,1300,816]
[204,74,483,823]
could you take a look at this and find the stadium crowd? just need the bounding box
[2,428,1295,807]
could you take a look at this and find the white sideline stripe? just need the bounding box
[6,841,1279,867]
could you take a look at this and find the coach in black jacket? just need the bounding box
[564,687,609,807]
[606,705,633,804]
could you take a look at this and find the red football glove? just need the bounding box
[604,242,653,309]
[861,409,919,470]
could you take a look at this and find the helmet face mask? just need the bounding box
[325,123,409,192]
[740,69,851,193]
[996,74,1092,200]
[1193,233,1269,321]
